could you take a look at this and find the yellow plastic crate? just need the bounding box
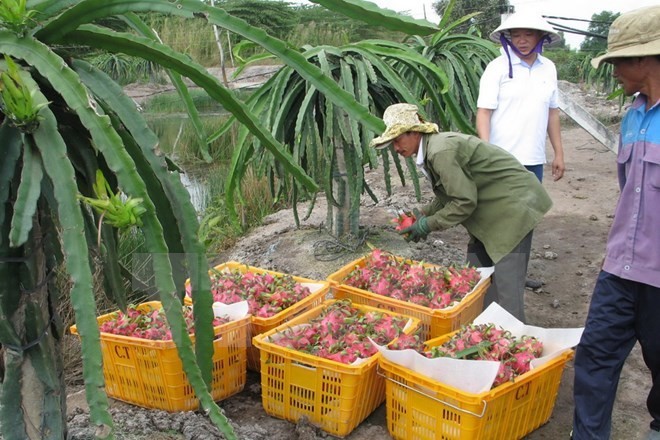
[70,301,249,412]
[252,299,421,438]
[328,254,490,340]
[185,261,330,372]
[379,332,574,440]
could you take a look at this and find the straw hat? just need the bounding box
[591,6,660,68]
[369,103,439,149]
[490,12,561,46]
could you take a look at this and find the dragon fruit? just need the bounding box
[392,212,416,231]
[187,268,313,318]
[270,299,410,364]
[391,322,544,389]
[99,304,230,341]
[387,333,426,352]
[342,250,481,310]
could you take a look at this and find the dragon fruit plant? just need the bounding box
[188,268,313,318]
[99,305,231,341]
[343,249,481,309]
[271,300,410,364]
[391,323,544,388]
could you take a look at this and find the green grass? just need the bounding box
[142,89,227,114]
[146,113,235,163]
[198,167,281,254]
[145,111,280,252]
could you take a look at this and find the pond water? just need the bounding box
[147,113,231,214]
[179,171,210,213]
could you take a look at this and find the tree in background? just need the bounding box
[222,0,298,42]
[292,4,407,46]
[433,0,511,38]
[553,31,568,50]
[580,11,619,54]
[545,48,587,83]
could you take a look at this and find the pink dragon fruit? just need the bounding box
[270,299,409,364]
[342,250,481,310]
[515,335,544,357]
[99,304,230,341]
[188,268,313,318]
[510,350,537,375]
[389,321,545,389]
[388,333,426,352]
[493,361,516,387]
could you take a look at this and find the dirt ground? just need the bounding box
[65,89,653,439]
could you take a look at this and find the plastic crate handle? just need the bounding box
[377,368,488,418]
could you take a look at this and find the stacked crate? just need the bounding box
[71,301,249,412]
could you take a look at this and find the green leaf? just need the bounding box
[308,0,439,35]
[72,59,217,390]
[35,0,384,133]
[0,121,23,247]
[29,92,115,438]
[58,24,319,194]
[122,13,212,163]
[1,32,212,438]
[454,341,492,359]
[28,0,81,20]
[9,135,43,248]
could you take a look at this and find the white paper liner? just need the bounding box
[212,300,249,321]
[376,302,584,394]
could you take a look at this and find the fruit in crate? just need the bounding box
[98,304,230,340]
[187,268,313,318]
[387,332,426,352]
[392,323,544,388]
[342,249,481,309]
[271,299,410,364]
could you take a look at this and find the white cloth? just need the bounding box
[416,137,430,180]
[477,49,559,166]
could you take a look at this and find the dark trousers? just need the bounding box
[466,231,533,322]
[573,271,660,438]
[525,164,544,182]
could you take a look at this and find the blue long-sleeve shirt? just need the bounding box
[603,94,660,288]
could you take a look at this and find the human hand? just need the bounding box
[552,157,565,181]
[392,210,416,231]
[398,214,430,243]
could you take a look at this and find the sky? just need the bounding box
[295,0,659,49]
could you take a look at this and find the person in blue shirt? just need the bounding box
[571,6,660,440]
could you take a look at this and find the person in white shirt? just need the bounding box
[476,12,565,290]
[476,12,565,182]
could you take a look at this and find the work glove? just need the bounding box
[398,209,430,243]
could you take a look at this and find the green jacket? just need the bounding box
[421,132,552,263]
